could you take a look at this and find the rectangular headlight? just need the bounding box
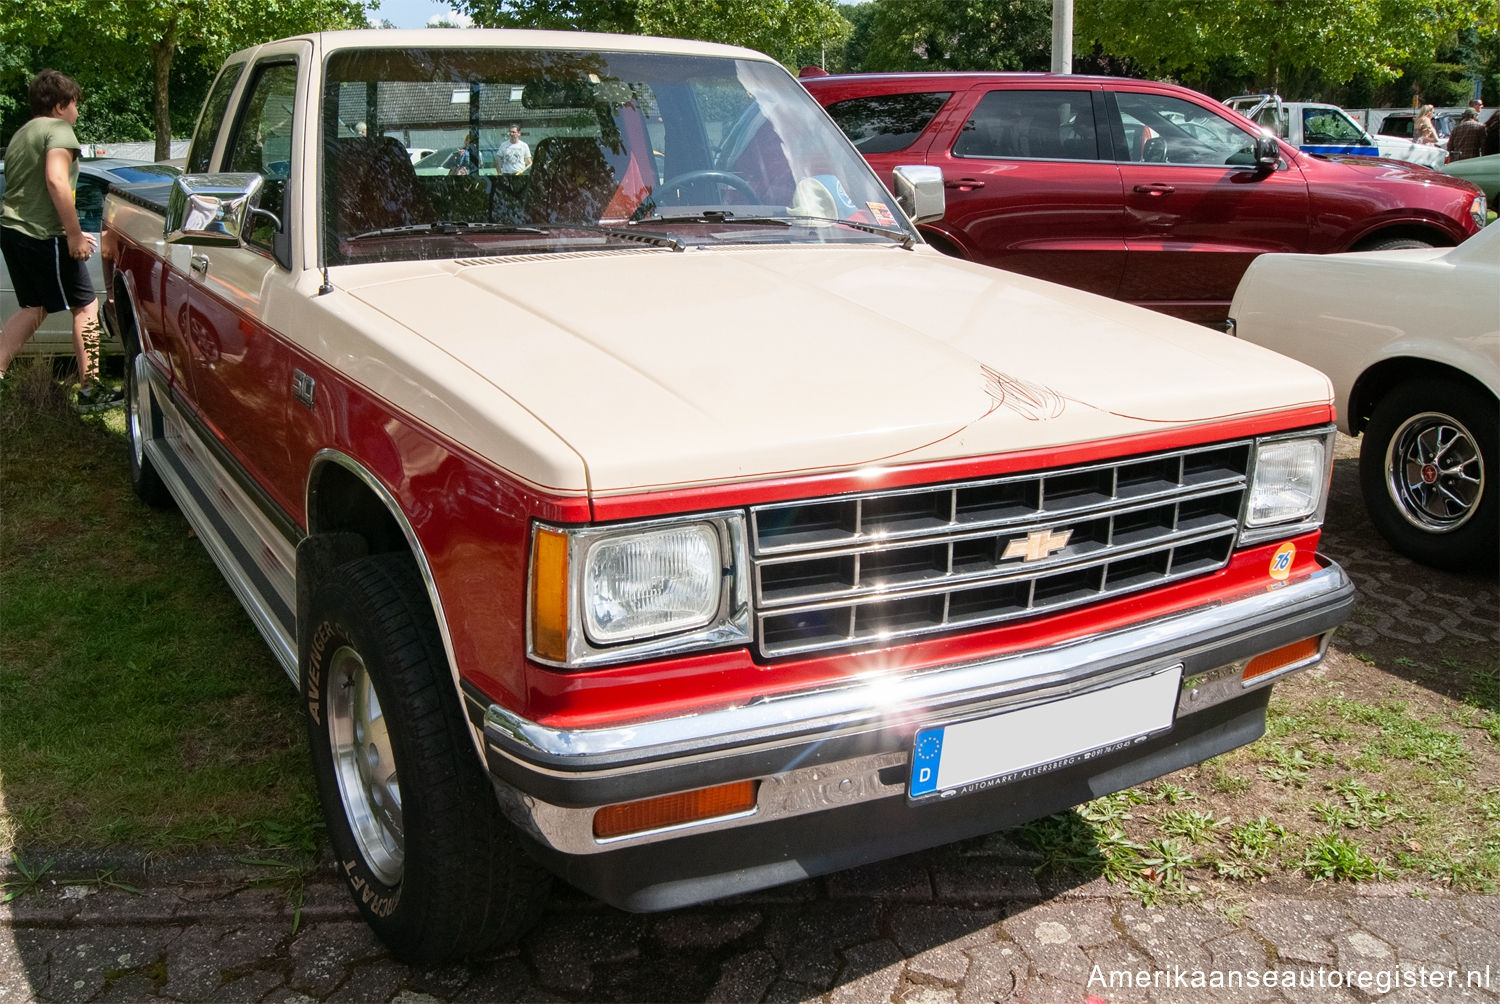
[584,524,722,644]
[1241,431,1334,544]
[529,513,751,668]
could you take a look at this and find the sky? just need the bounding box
[370,0,473,28]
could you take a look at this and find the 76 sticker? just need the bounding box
[1269,542,1296,581]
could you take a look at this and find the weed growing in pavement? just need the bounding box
[0,854,54,902]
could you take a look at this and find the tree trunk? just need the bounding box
[151,20,177,162]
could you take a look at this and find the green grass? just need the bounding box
[0,359,319,855]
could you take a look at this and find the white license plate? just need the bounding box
[909,665,1182,800]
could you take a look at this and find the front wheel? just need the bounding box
[1358,378,1497,572]
[303,553,550,964]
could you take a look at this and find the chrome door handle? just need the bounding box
[190,254,210,276]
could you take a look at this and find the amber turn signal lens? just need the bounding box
[530,527,570,662]
[593,781,759,840]
[1243,637,1321,683]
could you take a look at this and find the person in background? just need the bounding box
[1448,107,1486,161]
[451,129,481,176]
[1413,104,1440,145]
[495,123,531,175]
[0,68,120,412]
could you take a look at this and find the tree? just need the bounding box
[1074,0,1495,98]
[455,0,850,67]
[855,0,1052,72]
[1,0,370,159]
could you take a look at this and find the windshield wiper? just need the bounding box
[347,221,547,240]
[630,211,913,248]
[633,210,791,227]
[781,216,915,249]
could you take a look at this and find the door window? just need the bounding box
[1112,92,1258,166]
[223,61,299,249]
[954,90,1100,161]
[1302,108,1365,145]
[824,92,951,154]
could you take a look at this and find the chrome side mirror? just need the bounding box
[165,173,264,246]
[1253,130,1281,172]
[892,165,945,224]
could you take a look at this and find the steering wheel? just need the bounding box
[659,170,759,204]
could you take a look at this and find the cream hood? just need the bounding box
[339,245,1332,496]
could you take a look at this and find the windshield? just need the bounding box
[321,47,914,264]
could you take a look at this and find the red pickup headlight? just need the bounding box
[529,513,752,668]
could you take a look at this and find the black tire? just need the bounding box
[1357,236,1434,252]
[1358,378,1498,572]
[303,553,551,964]
[124,349,172,508]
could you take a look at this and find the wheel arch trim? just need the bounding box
[303,449,481,754]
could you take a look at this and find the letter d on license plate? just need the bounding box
[909,665,1182,800]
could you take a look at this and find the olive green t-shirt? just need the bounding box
[1,116,81,240]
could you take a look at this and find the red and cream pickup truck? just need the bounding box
[102,30,1354,963]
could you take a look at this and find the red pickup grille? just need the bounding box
[749,441,1253,658]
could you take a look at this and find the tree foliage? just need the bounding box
[1075,0,1495,98]
[1,0,369,157]
[455,0,850,66]
[854,0,1051,72]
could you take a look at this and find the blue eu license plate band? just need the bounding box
[908,665,1183,800]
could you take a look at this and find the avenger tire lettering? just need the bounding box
[302,553,550,965]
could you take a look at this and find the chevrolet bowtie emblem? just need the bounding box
[1002,528,1073,563]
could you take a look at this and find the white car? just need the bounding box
[1228,225,1499,571]
[0,157,179,357]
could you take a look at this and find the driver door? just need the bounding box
[183,50,305,519]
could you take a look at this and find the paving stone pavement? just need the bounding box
[3,438,1496,1003]
[3,851,1498,1003]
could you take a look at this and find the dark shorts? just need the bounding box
[1,226,95,313]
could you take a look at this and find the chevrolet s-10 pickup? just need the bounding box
[101,29,1354,963]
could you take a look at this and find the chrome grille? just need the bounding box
[750,441,1252,658]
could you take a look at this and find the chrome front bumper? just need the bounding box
[476,557,1353,865]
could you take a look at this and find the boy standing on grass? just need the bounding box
[0,69,121,413]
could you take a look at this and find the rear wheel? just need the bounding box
[1358,378,1497,572]
[124,349,171,508]
[1356,236,1434,252]
[303,553,550,964]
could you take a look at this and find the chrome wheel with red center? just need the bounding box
[1383,411,1485,533]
